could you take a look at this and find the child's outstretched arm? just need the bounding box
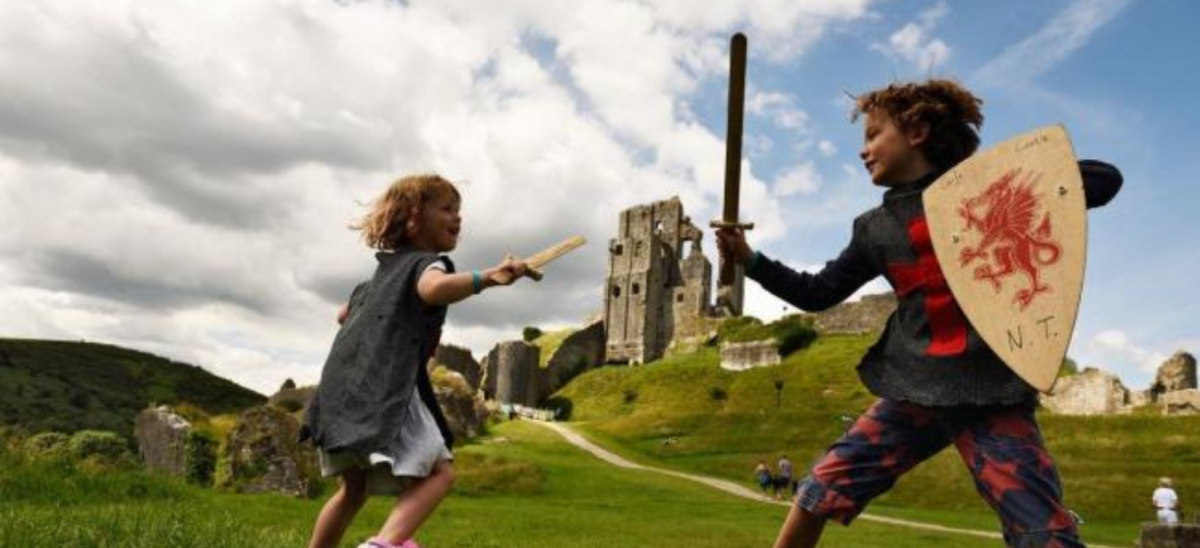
[715,224,878,312]
[417,256,528,307]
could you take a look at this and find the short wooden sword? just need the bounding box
[495,235,587,284]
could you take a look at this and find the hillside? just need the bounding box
[554,334,1200,522]
[0,338,266,437]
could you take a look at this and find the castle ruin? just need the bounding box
[1041,351,1199,416]
[603,197,726,364]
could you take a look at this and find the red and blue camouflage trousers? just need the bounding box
[795,398,1084,548]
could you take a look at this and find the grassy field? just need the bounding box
[0,421,1084,548]
[552,334,1199,544]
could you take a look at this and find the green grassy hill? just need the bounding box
[531,328,576,367]
[0,339,266,437]
[554,334,1200,524]
[2,421,1053,548]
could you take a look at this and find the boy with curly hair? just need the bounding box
[716,79,1122,548]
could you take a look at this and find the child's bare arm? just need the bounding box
[417,257,528,306]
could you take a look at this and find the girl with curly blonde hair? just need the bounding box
[303,173,527,548]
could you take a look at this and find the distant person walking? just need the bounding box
[776,455,795,499]
[755,460,774,498]
[1153,477,1180,525]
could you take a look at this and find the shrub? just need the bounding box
[1060,357,1079,377]
[185,430,218,486]
[522,326,543,342]
[718,316,769,344]
[68,430,131,461]
[544,396,574,420]
[719,314,818,356]
[24,431,70,459]
[274,398,304,413]
[770,315,818,356]
[0,424,29,454]
[173,402,211,423]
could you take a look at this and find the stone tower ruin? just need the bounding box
[604,197,720,364]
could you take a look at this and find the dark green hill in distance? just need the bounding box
[0,338,266,436]
[555,334,1200,522]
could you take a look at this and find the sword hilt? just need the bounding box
[507,253,545,282]
[709,220,755,231]
[711,219,754,289]
[491,253,543,285]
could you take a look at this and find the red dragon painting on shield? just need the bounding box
[957,168,1062,311]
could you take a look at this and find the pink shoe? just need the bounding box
[357,540,393,548]
[357,538,421,548]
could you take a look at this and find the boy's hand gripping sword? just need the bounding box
[710,33,753,316]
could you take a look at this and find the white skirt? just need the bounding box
[318,395,453,496]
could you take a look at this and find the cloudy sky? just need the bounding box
[1,0,1195,395]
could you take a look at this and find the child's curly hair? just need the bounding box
[352,174,460,251]
[852,79,984,170]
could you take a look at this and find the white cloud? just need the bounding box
[643,0,875,61]
[747,91,809,130]
[818,140,838,157]
[1075,328,1169,389]
[871,2,951,72]
[772,161,823,197]
[0,0,877,392]
[967,0,1137,138]
[745,134,774,158]
[972,0,1134,89]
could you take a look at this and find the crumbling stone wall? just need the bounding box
[219,405,318,497]
[1139,523,1200,548]
[807,292,897,335]
[484,341,541,406]
[134,405,191,477]
[430,368,490,439]
[1040,368,1130,415]
[1153,352,1198,396]
[435,343,482,392]
[1041,352,1199,416]
[1162,389,1200,416]
[720,340,781,371]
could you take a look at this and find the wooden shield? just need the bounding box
[924,125,1086,393]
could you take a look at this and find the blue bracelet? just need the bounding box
[472,271,483,294]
